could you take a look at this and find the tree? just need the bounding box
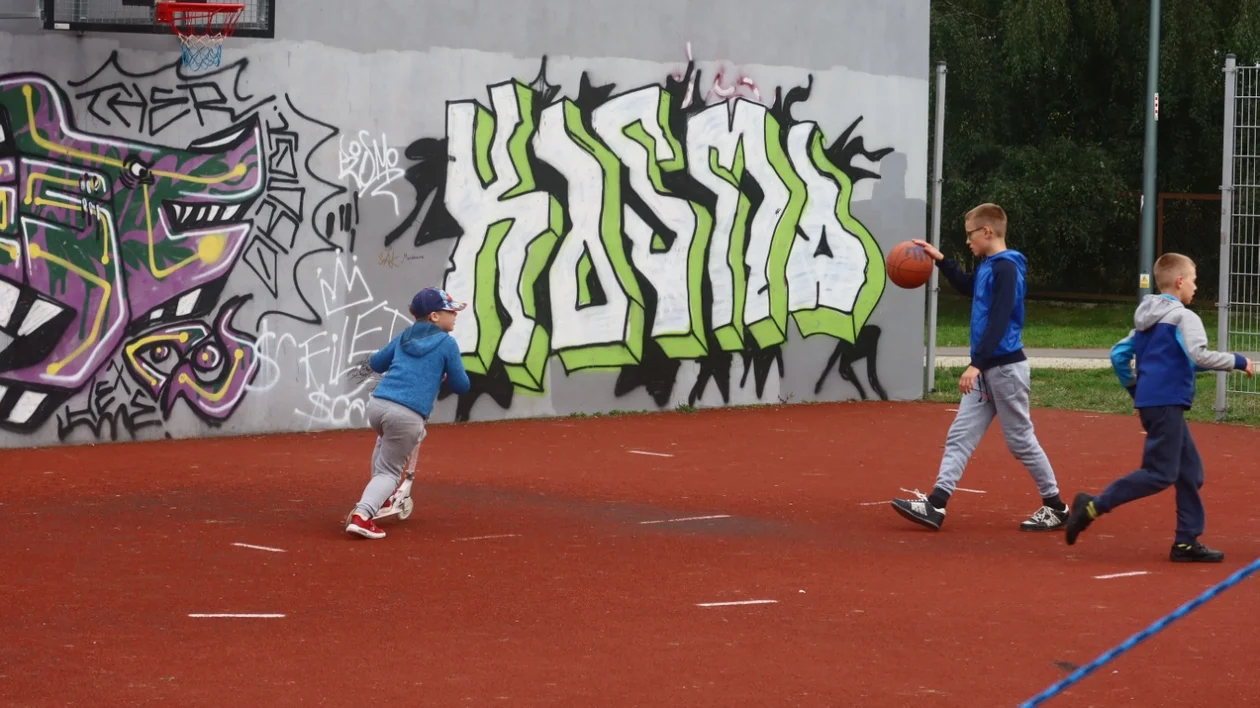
[930,0,1260,295]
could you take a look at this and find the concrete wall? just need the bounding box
[0,0,930,449]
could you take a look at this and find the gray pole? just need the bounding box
[925,61,947,394]
[1138,0,1161,297]
[1215,54,1237,421]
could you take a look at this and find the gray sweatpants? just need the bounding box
[934,360,1059,498]
[354,397,428,519]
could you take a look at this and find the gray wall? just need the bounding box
[0,0,930,449]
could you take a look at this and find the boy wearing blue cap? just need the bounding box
[346,287,471,539]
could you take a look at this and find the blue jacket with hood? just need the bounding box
[1110,294,1247,409]
[937,249,1028,370]
[368,322,471,419]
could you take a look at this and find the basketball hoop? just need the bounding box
[155,2,245,72]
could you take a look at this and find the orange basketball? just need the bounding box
[886,241,935,289]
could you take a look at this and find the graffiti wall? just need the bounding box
[0,0,930,448]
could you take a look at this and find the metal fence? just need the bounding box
[1216,56,1260,420]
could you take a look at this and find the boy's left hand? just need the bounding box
[959,365,980,395]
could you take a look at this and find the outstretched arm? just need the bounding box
[936,258,976,297]
[911,239,974,296]
[1176,311,1253,375]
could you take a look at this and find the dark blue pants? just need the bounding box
[1095,405,1205,545]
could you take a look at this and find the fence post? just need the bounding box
[1215,54,1237,421]
[1138,0,1162,299]
[925,60,947,394]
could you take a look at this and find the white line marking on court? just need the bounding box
[897,486,987,498]
[639,514,731,525]
[186,609,286,614]
[696,599,778,607]
[232,543,286,553]
[858,501,890,506]
[452,534,521,542]
[1094,571,1150,580]
[628,450,674,457]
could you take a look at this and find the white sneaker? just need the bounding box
[1020,505,1069,532]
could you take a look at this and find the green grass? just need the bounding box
[935,295,1221,350]
[927,366,1260,427]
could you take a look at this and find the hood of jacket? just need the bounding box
[1133,294,1184,332]
[985,249,1027,274]
[399,321,449,358]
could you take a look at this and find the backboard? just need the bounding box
[42,0,274,38]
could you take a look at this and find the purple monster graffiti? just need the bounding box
[0,74,263,431]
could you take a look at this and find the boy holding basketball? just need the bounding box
[890,203,1069,531]
[345,287,471,540]
[1064,253,1254,561]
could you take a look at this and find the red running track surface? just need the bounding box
[2,401,1258,707]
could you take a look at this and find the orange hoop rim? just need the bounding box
[155,2,245,35]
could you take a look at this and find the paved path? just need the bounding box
[932,347,1260,370]
[932,347,1113,370]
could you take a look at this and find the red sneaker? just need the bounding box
[345,512,385,539]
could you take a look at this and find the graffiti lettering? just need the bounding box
[0,54,351,442]
[376,248,420,269]
[338,130,403,216]
[67,52,273,138]
[426,63,889,404]
[0,73,264,432]
[670,43,765,109]
[54,360,162,441]
[249,251,413,428]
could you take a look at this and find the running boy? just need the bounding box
[891,203,1068,531]
[1064,253,1254,561]
[345,287,471,540]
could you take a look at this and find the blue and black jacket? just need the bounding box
[936,250,1028,371]
[1110,294,1248,409]
[369,321,471,419]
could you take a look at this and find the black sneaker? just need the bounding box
[890,497,946,530]
[1020,505,1069,532]
[1064,492,1099,546]
[1170,542,1224,563]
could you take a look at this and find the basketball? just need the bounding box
[886,241,935,289]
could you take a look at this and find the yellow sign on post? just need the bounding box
[1140,273,1151,289]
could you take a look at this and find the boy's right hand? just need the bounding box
[911,239,944,262]
[1246,359,1256,378]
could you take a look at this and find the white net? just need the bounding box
[158,3,243,71]
[177,33,229,72]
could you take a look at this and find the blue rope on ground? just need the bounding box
[1020,556,1260,707]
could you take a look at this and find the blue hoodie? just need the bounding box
[1110,294,1247,409]
[936,249,1028,370]
[368,322,471,419]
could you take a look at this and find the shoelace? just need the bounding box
[1031,506,1060,523]
[899,487,929,501]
